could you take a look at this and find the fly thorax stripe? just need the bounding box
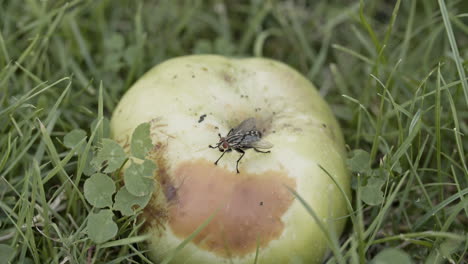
[227,135,245,145]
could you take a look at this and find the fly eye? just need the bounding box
[222,142,229,149]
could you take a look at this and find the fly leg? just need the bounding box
[234,148,245,173]
[214,151,227,165]
[254,148,270,154]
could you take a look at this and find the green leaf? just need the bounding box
[63,129,87,153]
[131,122,153,159]
[439,239,462,259]
[113,186,152,216]
[361,177,385,205]
[124,160,156,197]
[370,248,412,264]
[392,160,402,174]
[123,45,138,65]
[347,149,370,173]
[426,239,462,263]
[0,244,15,263]
[92,138,127,173]
[87,209,118,244]
[105,33,125,51]
[84,173,116,208]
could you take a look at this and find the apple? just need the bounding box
[110,55,350,263]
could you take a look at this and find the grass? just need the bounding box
[1,0,467,263]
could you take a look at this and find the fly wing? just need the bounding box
[231,118,256,135]
[250,139,273,149]
[228,133,258,147]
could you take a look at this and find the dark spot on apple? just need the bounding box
[172,75,177,79]
[192,75,195,78]
[164,183,178,202]
[151,144,178,203]
[319,122,335,140]
[198,114,207,123]
[168,160,296,257]
[202,67,208,71]
[293,127,302,132]
[222,72,235,83]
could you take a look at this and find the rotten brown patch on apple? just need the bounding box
[142,116,296,257]
[166,159,296,257]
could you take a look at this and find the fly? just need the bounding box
[209,117,272,173]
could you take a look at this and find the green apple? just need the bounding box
[110,55,350,263]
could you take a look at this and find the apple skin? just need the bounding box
[110,55,350,263]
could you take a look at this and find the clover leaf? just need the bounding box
[114,186,152,216]
[64,129,87,153]
[131,122,153,159]
[87,209,118,244]
[124,160,156,197]
[370,248,412,264]
[0,244,14,263]
[347,149,371,173]
[361,177,385,205]
[92,138,127,173]
[84,173,116,208]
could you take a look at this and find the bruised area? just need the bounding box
[167,159,296,257]
[142,139,173,232]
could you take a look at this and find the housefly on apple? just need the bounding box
[209,117,272,173]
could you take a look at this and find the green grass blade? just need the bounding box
[413,188,468,230]
[438,0,468,105]
[285,185,346,264]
